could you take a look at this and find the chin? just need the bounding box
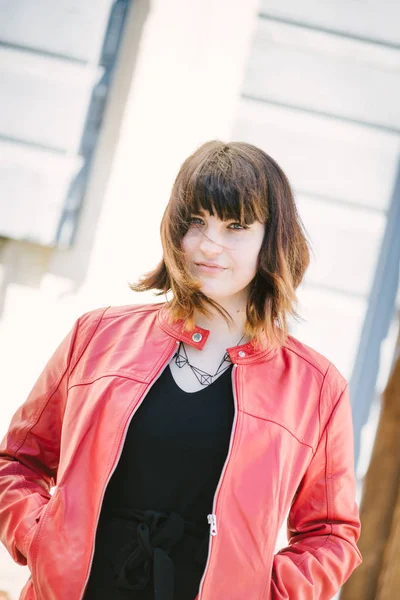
[200,282,251,304]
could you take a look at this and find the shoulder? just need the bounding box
[101,302,165,320]
[77,302,164,327]
[72,302,165,346]
[283,334,346,386]
[281,334,348,424]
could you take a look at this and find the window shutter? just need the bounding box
[0,0,130,247]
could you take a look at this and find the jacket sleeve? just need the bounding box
[270,379,363,599]
[0,309,105,566]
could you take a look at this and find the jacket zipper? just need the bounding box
[78,340,179,599]
[197,363,239,600]
[207,513,217,535]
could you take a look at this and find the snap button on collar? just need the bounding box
[238,350,246,357]
[191,332,203,342]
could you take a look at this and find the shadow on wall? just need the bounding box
[0,237,52,316]
[0,0,150,319]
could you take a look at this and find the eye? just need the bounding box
[228,222,248,230]
[188,216,204,226]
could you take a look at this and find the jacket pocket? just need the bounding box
[26,488,58,573]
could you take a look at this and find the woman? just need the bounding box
[0,141,362,599]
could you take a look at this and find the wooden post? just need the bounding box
[341,331,400,600]
[376,480,400,598]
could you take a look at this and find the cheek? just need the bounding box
[235,241,262,271]
[235,259,258,281]
[181,233,191,254]
[181,231,198,261]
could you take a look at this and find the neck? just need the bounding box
[193,297,249,345]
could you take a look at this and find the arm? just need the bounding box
[0,309,105,565]
[270,381,362,599]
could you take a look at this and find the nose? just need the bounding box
[198,230,224,256]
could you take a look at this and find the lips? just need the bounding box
[194,262,227,273]
[195,262,226,270]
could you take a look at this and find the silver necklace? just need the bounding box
[174,335,245,386]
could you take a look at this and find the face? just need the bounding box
[181,209,265,304]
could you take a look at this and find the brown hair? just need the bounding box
[130,140,311,347]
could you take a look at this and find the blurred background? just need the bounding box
[0,1,399,598]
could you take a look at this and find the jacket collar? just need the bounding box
[157,303,277,365]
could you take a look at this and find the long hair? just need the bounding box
[130,140,311,347]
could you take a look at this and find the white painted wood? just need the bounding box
[0,0,114,63]
[82,0,262,294]
[260,0,400,47]
[243,19,400,130]
[0,141,82,244]
[233,99,400,211]
[0,47,102,152]
[296,194,385,296]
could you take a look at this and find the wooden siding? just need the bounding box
[234,8,400,390]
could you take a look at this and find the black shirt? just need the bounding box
[84,362,234,600]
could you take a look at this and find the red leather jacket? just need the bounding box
[0,303,362,599]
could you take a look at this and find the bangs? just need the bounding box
[180,159,268,226]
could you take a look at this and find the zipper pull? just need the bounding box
[207,513,217,536]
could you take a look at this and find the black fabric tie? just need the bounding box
[113,508,208,600]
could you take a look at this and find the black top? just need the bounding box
[84,361,235,600]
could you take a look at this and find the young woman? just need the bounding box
[0,141,362,600]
